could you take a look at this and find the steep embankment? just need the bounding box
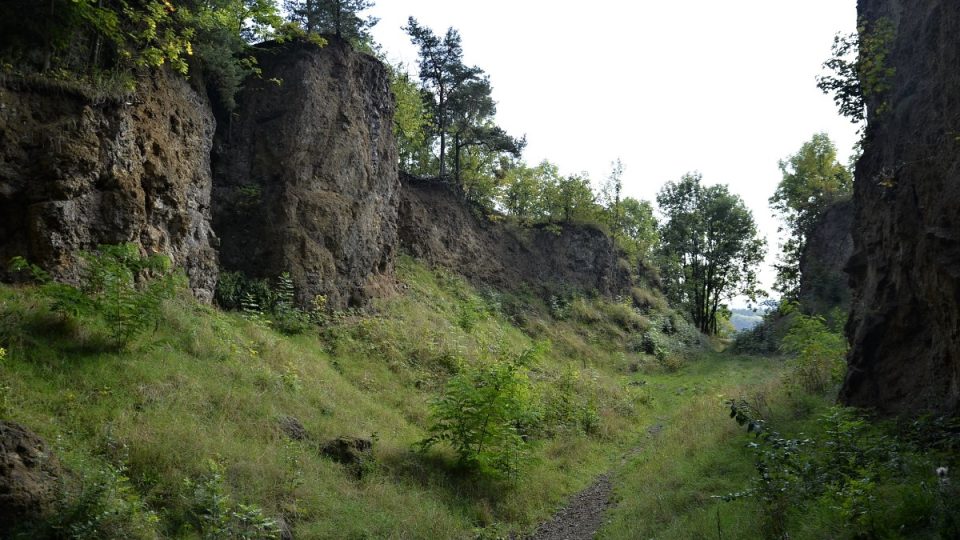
[0,72,219,300]
[799,198,853,316]
[844,0,960,414]
[398,174,632,297]
[212,39,399,309]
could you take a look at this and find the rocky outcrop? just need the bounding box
[212,39,398,309]
[398,175,631,297]
[0,421,61,533]
[843,0,960,414]
[799,198,853,316]
[0,71,219,301]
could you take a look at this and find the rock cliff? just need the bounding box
[398,175,631,297]
[843,0,960,414]
[212,39,398,309]
[0,71,219,300]
[799,198,853,317]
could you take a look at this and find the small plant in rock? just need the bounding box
[10,243,179,349]
[418,344,544,477]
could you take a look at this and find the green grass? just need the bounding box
[6,256,946,539]
[599,358,960,540]
[0,255,719,538]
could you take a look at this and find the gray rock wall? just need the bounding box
[843,0,960,414]
[799,198,853,317]
[398,175,631,298]
[0,71,219,300]
[212,39,398,309]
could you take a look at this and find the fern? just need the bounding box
[9,244,179,349]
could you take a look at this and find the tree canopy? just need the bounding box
[769,133,852,298]
[0,0,290,109]
[284,0,377,43]
[403,17,523,192]
[657,173,765,334]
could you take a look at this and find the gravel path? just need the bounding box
[526,474,614,540]
[526,423,665,539]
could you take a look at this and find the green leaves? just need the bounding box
[9,243,179,349]
[657,173,766,334]
[418,345,543,477]
[769,133,852,299]
[817,17,896,127]
[780,312,847,393]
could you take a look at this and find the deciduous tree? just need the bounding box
[769,133,852,298]
[657,173,765,334]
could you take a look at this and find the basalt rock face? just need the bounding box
[799,198,853,316]
[398,175,631,297]
[0,421,61,533]
[0,71,219,301]
[843,0,960,414]
[212,39,398,309]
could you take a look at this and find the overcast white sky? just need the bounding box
[367,0,860,301]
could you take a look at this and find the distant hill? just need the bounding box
[730,308,764,332]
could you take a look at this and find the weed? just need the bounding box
[184,460,280,539]
[10,243,179,349]
[419,344,544,478]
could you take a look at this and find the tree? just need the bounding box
[404,18,522,188]
[657,173,765,334]
[617,197,658,266]
[817,18,896,128]
[284,0,376,42]
[404,17,467,179]
[447,73,525,187]
[599,159,625,236]
[0,0,285,109]
[769,133,853,298]
[389,63,433,174]
[543,173,598,224]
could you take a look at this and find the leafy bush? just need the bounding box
[10,243,178,349]
[41,460,160,540]
[780,313,847,393]
[724,402,913,538]
[184,460,280,540]
[418,345,543,477]
[215,271,312,335]
[539,365,600,436]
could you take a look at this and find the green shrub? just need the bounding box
[780,313,847,393]
[41,460,160,540]
[724,402,913,538]
[539,365,601,436]
[184,460,280,540]
[10,243,178,349]
[216,272,312,335]
[418,345,543,477]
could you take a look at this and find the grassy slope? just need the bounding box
[12,254,945,540]
[3,255,773,539]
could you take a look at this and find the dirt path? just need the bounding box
[526,474,614,540]
[526,423,664,540]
